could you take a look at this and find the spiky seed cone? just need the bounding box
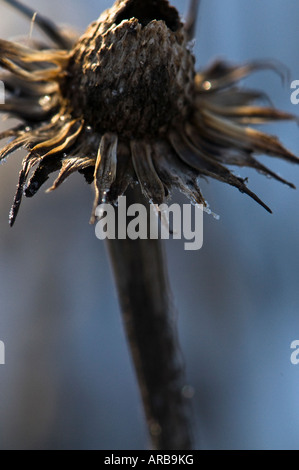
[65,0,195,137]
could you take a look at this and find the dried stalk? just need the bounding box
[106,187,193,450]
[1,0,73,48]
[185,0,201,40]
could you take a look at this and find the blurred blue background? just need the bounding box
[0,0,299,450]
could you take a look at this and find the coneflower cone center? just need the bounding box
[62,10,195,138]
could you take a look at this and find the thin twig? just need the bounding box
[106,186,193,450]
[1,0,72,49]
[185,0,201,40]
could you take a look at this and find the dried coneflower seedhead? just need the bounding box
[1,0,298,226]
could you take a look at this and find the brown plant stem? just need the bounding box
[185,0,201,40]
[106,187,193,450]
[1,0,72,48]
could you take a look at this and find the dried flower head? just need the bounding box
[1,0,298,226]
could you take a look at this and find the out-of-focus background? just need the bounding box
[0,0,299,450]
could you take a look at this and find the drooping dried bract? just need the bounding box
[0,0,298,226]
